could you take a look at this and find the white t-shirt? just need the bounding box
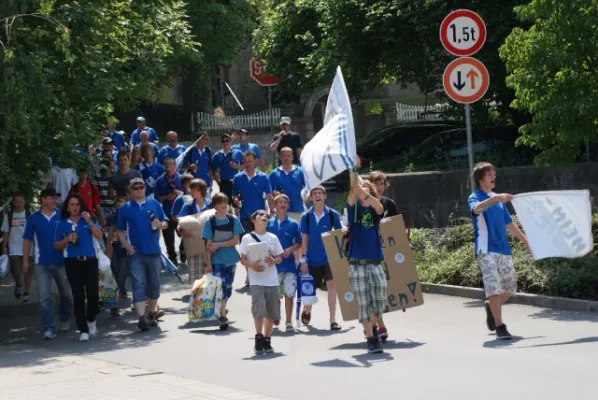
[239,231,284,287]
[50,166,78,204]
[1,211,28,256]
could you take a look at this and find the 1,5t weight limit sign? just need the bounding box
[440,9,487,56]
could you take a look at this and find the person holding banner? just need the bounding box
[181,131,214,195]
[468,162,530,340]
[299,186,343,331]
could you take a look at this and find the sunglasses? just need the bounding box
[132,186,145,191]
[256,212,267,217]
[221,139,231,143]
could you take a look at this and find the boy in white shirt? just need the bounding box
[239,209,284,354]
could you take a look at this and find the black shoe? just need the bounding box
[372,325,378,339]
[262,337,274,353]
[485,300,496,331]
[147,312,159,327]
[496,324,512,340]
[367,337,383,354]
[218,316,229,331]
[254,334,265,354]
[138,316,149,332]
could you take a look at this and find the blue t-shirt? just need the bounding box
[171,193,187,219]
[346,203,384,261]
[202,215,244,265]
[232,142,262,159]
[267,216,302,273]
[468,190,513,256]
[109,131,127,152]
[130,127,159,146]
[268,166,306,212]
[212,149,243,181]
[116,199,167,256]
[178,200,211,217]
[23,209,64,265]
[183,146,213,187]
[158,144,186,165]
[232,171,272,219]
[300,206,342,267]
[134,161,165,197]
[54,218,99,258]
[154,172,184,216]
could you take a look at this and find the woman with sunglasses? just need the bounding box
[54,194,104,342]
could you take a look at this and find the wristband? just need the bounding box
[300,255,308,264]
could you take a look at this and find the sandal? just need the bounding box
[330,322,342,331]
[301,310,311,326]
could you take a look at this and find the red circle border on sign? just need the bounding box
[442,57,490,104]
[440,9,487,57]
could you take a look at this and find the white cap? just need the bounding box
[280,117,291,126]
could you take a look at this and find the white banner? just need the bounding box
[300,67,357,191]
[511,190,594,260]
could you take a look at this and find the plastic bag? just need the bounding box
[188,274,223,322]
[94,238,119,308]
[0,255,9,280]
[299,273,318,306]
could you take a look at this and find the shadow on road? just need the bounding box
[242,352,285,361]
[311,352,395,368]
[482,335,544,348]
[527,308,598,323]
[330,339,425,351]
[518,336,598,349]
[462,300,485,309]
[304,325,355,337]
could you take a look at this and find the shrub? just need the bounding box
[412,214,598,300]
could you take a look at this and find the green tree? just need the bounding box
[0,0,198,202]
[500,0,598,164]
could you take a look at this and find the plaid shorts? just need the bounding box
[213,263,236,300]
[187,254,206,285]
[477,252,517,297]
[348,263,387,324]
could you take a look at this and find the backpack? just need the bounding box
[209,214,235,240]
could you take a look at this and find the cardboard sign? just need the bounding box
[322,215,424,321]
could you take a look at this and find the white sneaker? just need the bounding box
[58,321,70,332]
[44,330,56,340]
[87,321,97,336]
[79,332,90,342]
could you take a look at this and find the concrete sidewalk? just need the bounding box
[1,345,279,400]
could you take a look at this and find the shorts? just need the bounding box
[477,252,517,297]
[9,256,34,277]
[250,285,280,320]
[309,264,334,289]
[348,263,387,324]
[129,254,161,303]
[187,254,206,284]
[213,263,236,300]
[278,272,297,298]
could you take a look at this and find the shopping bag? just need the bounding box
[94,238,119,308]
[188,273,223,322]
[0,255,9,280]
[299,273,318,306]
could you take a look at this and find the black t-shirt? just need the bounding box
[380,196,399,219]
[272,132,302,164]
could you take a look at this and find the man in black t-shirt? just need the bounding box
[270,117,302,165]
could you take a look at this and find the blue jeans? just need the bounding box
[35,264,73,333]
[129,254,161,303]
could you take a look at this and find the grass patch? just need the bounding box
[412,215,598,300]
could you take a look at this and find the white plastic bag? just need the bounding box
[188,274,223,322]
[0,255,9,280]
[93,238,119,308]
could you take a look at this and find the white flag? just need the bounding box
[300,67,357,191]
[511,190,594,260]
[176,139,198,171]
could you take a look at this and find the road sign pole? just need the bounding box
[268,85,275,165]
[464,103,475,190]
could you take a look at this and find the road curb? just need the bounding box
[422,283,598,312]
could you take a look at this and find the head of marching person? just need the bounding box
[221,133,232,152]
[473,162,496,193]
[139,130,151,145]
[274,193,289,220]
[164,157,178,176]
[130,146,141,168]
[309,185,327,210]
[280,117,291,133]
[237,128,249,145]
[129,177,147,203]
[368,171,389,198]
[60,193,89,219]
[181,172,194,194]
[76,166,89,186]
[251,209,269,234]
[279,147,293,169]
[40,187,59,212]
[243,150,257,174]
[102,137,114,153]
[140,144,155,164]
[135,116,147,130]
[118,150,131,173]
[212,192,230,215]
[271,117,302,165]
[166,130,178,147]
[195,131,209,150]
[189,178,208,203]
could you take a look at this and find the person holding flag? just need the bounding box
[180,131,214,196]
[212,133,243,203]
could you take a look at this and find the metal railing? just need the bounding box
[195,109,281,132]
[396,103,448,121]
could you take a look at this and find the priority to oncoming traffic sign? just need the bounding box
[442,57,489,104]
[440,9,487,57]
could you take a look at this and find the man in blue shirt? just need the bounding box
[106,119,127,152]
[136,131,160,156]
[346,175,387,354]
[468,162,530,340]
[299,185,343,331]
[117,177,168,332]
[158,130,186,165]
[232,129,266,171]
[134,144,165,199]
[130,116,159,146]
[269,147,306,222]
[212,133,243,204]
[22,188,73,340]
[154,158,184,263]
[181,131,213,193]
[267,194,302,332]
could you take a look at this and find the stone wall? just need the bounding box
[385,163,598,228]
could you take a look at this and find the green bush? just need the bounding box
[412,214,598,300]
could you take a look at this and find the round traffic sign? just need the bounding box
[440,9,487,56]
[442,57,489,104]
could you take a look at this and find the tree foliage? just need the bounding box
[0,0,198,202]
[254,0,527,123]
[500,0,598,164]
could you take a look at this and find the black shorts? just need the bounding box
[309,264,333,289]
